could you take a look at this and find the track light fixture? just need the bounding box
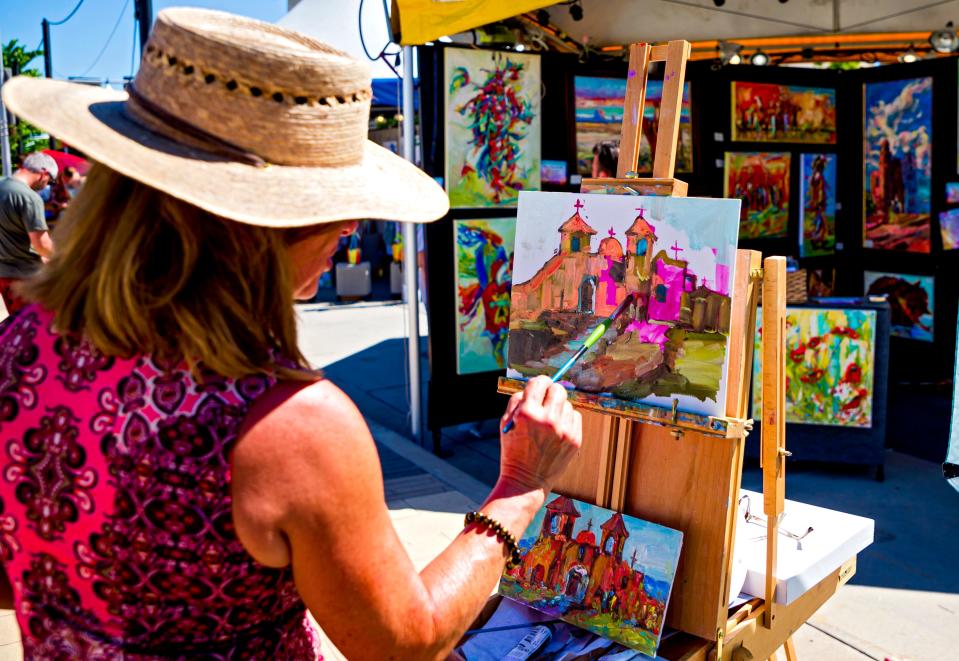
[569,0,584,21]
[750,49,770,66]
[899,46,919,63]
[718,40,743,65]
[930,22,959,54]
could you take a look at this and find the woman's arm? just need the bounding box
[232,376,580,660]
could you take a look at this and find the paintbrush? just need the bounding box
[502,292,636,434]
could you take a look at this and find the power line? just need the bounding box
[76,0,132,78]
[48,0,87,26]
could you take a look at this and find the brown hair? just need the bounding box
[23,164,320,381]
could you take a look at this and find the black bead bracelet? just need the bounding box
[465,511,522,569]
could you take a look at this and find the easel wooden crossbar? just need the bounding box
[497,40,853,660]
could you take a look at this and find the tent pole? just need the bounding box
[400,44,422,443]
[0,30,13,177]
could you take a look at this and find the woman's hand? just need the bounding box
[499,375,582,494]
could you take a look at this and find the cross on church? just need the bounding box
[608,227,616,237]
[586,519,593,532]
[574,198,584,213]
[702,277,709,288]
[629,548,637,568]
[635,206,645,218]
[670,240,684,261]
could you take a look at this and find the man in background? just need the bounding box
[0,152,57,314]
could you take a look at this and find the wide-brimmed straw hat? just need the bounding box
[1,7,449,227]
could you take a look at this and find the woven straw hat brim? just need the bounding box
[3,77,449,227]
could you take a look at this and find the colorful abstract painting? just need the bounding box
[574,77,692,176]
[946,183,959,204]
[507,192,740,417]
[864,271,934,341]
[500,494,683,656]
[454,217,516,374]
[753,308,877,428]
[724,152,790,239]
[799,153,837,257]
[940,209,959,250]
[732,82,837,143]
[445,49,541,208]
[863,77,932,252]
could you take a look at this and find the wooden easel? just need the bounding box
[498,41,859,660]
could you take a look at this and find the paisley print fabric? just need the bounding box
[0,306,321,659]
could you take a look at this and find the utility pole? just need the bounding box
[41,19,53,79]
[134,0,153,55]
[0,30,14,177]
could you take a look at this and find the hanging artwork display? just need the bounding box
[864,271,934,341]
[732,82,837,143]
[724,152,790,239]
[753,308,877,428]
[500,494,683,657]
[541,160,569,185]
[807,268,837,298]
[574,77,692,176]
[507,192,741,417]
[799,153,837,257]
[445,48,541,208]
[454,217,517,374]
[946,183,959,204]
[863,77,932,252]
[940,209,959,250]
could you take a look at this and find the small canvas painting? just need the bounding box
[807,268,837,298]
[946,182,959,204]
[541,160,569,185]
[445,49,541,208]
[500,494,683,657]
[724,152,790,239]
[454,217,516,374]
[863,77,932,252]
[799,153,837,257]
[507,192,740,417]
[732,82,837,143]
[940,208,959,250]
[864,271,934,342]
[574,77,692,176]
[753,308,877,428]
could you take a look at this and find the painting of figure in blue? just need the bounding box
[800,153,836,256]
[500,495,683,656]
[454,218,516,374]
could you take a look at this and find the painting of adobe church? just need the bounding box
[499,495,683,656]
[507,192,741,417]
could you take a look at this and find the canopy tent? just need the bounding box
[546,0,958,45]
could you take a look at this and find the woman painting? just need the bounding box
[0,8,581,659]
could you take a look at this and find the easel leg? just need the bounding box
[783,636,798,661]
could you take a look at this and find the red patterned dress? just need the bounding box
[0,305,321,659]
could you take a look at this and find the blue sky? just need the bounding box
[2,1,286,84]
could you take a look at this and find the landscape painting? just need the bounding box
[940,208,959,250]
[864,271,934,342]
[454,218,516,374]
[724,152,790,239]
[946,182,959,204]
[863,77,932,252]
[732,82,837,143]
[445,49,541,208]
[507,192,741,417]
[753,308,877,428]
[500,494,683,657]
[574,77,692,176]
[799,153,837,257]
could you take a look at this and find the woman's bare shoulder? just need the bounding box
[231,378,383,567]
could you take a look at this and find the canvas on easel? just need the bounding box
[506,191,740,417]
[500,494,683,657]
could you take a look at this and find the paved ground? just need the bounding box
[0,297,956,659]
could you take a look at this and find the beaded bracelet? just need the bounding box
[465,511,522,569]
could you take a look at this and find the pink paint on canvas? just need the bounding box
[649,261,684,321]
